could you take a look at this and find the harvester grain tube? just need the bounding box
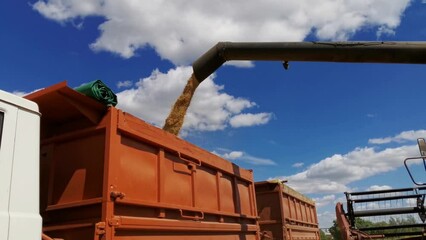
[192,41,426,82]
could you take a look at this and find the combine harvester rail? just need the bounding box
[335,140,426,240]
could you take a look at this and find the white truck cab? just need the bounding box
[0,90,42,240]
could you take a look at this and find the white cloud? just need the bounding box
[376,26,396,39]
[229,113,273,128]
[32,0,411,135]
[12,91,27,97]
[33,0,411,65]
[406,198,417,206]
[314,194,336,208]
[292,162,305,168]
[317,211,336,229]
[116,66,272,133]
[11,88,44,97]
[117,80,133,89]
[213,149,276,166]
[32,0,103,22]
[273,144,418,194]
[270,130,424,227]
[369,130,426,144]
[222,151,244,160]
[366,185,393,191]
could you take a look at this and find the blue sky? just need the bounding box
[2,0,426,228]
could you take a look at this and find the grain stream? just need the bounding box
[162,74,200,135]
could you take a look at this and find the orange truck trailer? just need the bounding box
[2,81,319,240]
[256,181,320,240]
[2,41,426,240]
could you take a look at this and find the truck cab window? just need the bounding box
[0,112,3,147]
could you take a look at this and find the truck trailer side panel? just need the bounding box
[27,82,259,240]
[255,181,319,240]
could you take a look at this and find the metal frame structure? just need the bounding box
[335,137,426,239]
[342,186,426,239]
[405,138,426,186]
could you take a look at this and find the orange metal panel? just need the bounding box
[194,165,220,210]
[255,181,319,240]
[32,83,259,240]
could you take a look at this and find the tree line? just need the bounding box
[321,216,421,240]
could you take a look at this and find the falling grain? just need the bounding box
[162,74,200,135]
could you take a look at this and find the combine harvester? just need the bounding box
[336,139,426,240]
[1,42,426,240]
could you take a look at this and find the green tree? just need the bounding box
[329,218,386,239]
[330,215,422,240]
[329,220,341,240]
[320,229,327,240]
[388,215,416,226]
[355,217,387,235]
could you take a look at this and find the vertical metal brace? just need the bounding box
[417,194,426,222]
[345,192,356,227]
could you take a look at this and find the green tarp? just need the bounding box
[75,80,117,106]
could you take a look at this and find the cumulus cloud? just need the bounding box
[229,113,273,128]
[11,89,44,97]
[376,26,396,39]
[366,185,393,191]
[273,144,418,194]
[33,0,411,65]
[117,80,133,89]
[221,151,244,160]
[292,162,305,168]
[116,66,272,133]
[314,194,336,208]
[32,0,411,135]
[369,130,426,144]
[317,211,336,229]
[213,149,276,165]
[12,91,28,97]
[32,0,103,22]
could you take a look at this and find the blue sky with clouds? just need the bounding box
[2,0,426,228]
